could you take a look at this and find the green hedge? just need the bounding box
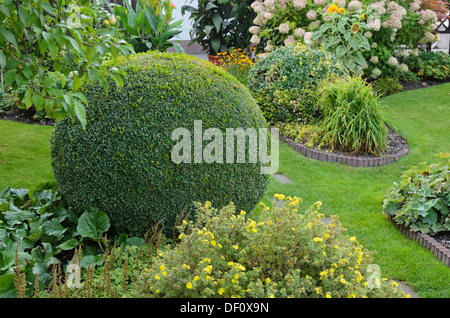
[51,52,269,237]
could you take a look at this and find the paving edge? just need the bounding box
[387,215,450,267]
[278,134,409,167]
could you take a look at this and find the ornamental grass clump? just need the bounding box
[132,196,404,298]
[318,76,387,155]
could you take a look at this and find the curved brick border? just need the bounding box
[387,216,450,267]
[278,134,409,167]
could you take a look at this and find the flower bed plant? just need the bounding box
[383,153,450,235]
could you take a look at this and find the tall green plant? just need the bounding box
[311,7,370,76]
[318,76,387,155]
[182,0,236,55]
[104,0,184,53]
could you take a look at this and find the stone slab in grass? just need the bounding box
[273,173,292,184]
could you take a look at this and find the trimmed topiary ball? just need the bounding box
[50,52,270,237]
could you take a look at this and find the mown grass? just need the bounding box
[0,120,54,189]
[262,83,450,298]
[0,83,448,297]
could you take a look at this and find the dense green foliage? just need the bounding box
[182,0,236,54]
[0,0,133,128]
[318,76,387,155]
[50,52,269,237]
[132,199,404,298]
[0,183,138,297]
[383,154,450,235]
[247,43,348,124]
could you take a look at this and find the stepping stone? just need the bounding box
[273,173,292,184]
[391,280,420,298]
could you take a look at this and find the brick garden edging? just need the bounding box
[278,134,409,167]
[387,216,450,267]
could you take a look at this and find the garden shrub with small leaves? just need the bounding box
[51,52,269,238]
[132,197,404,298]
[383,153,450,235]
[247,43,348,124]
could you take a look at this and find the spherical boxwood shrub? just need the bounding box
[247,43,348,124]
[132,198,405,298]
[51,52,270,237]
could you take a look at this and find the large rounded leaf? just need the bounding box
[77,208,110,240]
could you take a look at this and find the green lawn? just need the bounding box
[263,83,450,298]
[0,83,449,297]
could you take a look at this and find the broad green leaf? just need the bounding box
[57,238,79,251]
[211,14,222,32]
[74,100,87,129]
[77,208,110,241]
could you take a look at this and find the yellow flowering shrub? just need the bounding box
[132,196,404,298]
[217,48,258,85]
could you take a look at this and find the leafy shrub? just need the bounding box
[247,43,348,124]
[383,153,450,235]
[318,76,387,155]
[412,50,450,81]
[373,77,404,96]
[277,122,328,150]
[131,198,404,298]
[51,52,269,238]
[0,183,119,297]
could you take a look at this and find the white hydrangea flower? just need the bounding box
[278,23,290,34]
[304,31,313,45]
[347,0,362,12]
[284,35,296,46]
[306,10,317,20]
[398,63,409,72]
[371,42,378,48]
[264,12,273,20]
[250,34,261,44]
[364,31,372,38]
[367,18,381,31]
[371,68,381,78]
[293,0,306,10]
[314,0,326,5]
[387,56,398,66]
[294,27,306,38]
[370,56,379,63]
[249,26,260,35]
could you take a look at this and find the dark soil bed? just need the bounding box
[0,108,55,126]
[433,231,450,251]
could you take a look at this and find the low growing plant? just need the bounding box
[0,183,144,297]
[131,197,405,298]
[383,153,450,235]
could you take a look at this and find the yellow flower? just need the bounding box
[186,282,193,289]
[232,245,239,250]
[315,287,321,294]
[361,13,365,20]
[154,274,160,280]
[160,265,165,271]
[274,193,285,200]
[205,201,211,208]
[338,7,345,14]
[211,240,216,247]
[218,288,225,295]
[326,293,332,298]
[162,271,167,276]
[313,237,323,242]
[265,277,271,284]
[328,4,338,13]
[194,276,199,281]
[240,210,246,216]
